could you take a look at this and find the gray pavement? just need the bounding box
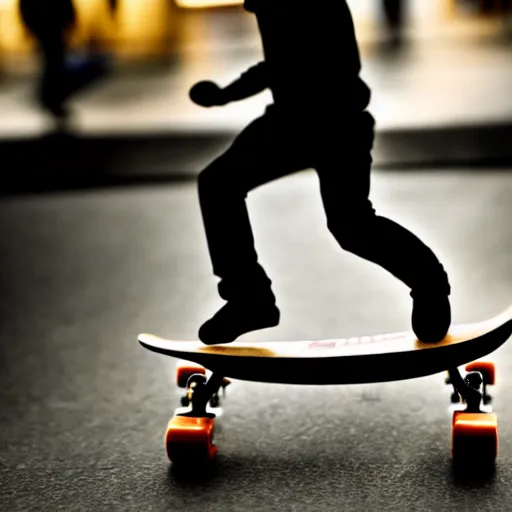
[1,168,512,511]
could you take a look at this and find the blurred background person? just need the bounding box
[18,0,112,128]
[107,0,118,19]
[19,0,76,121]
[501,0,512,35]
[382,0,406,47]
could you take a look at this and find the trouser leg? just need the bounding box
[197,111,302,301]
[316,111,450,296]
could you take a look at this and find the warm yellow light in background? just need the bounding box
[175,0,242,8]
[70,0,114,48]
[0,0,501,68]
[0,0,32,54]
[0,0,112,56]
[107,0,175,57]
[0,0,178,61]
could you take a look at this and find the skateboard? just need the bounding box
[139,303,512,469]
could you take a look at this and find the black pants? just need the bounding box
[198,107,450,301]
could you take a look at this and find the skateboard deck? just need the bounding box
[139,304,512,385]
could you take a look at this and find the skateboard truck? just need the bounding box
[448,367,484,413]
[447,361,494,409]
[178,372,226,418]
[448,364,498,467]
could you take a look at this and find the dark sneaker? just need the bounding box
[411,292,451,343]
[199,300,280,345]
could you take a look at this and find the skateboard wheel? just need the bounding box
[165,415,217,465]
[452,412,498,467]
[176,363,206,388]
[465,361,495,385]
[209,395,220,408]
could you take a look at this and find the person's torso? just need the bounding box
[245,0,370,114]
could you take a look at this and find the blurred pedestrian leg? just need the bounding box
[501,0,512,36]
[19,0,112,129]
[382,0,405,47]
[19,0,76,122]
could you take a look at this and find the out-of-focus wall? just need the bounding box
[97,0,178,58]
[0,0,187,69]
[0,0,510,73]
[175,0,241,7]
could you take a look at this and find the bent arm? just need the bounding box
[220,62,269,104]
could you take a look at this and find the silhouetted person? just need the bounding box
[107,0,118,17]
[500,0,512,34]
[190,0,451,345]
[19,0,111,126]
[19,0,76,119]
[382,0,405,47]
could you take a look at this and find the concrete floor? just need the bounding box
[1,168,512,510]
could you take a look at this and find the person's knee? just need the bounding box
[198,146,255,199]
[355,111,375,150]
[327,208,376,251]
[198,155,233,196]
[361,111,375,129]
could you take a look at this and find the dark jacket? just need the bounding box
[242,0,371,116]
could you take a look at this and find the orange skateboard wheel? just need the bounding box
[452,412,498,467]
[465,361,495,385]
[176,363,206,388]
[165,415,217,464]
